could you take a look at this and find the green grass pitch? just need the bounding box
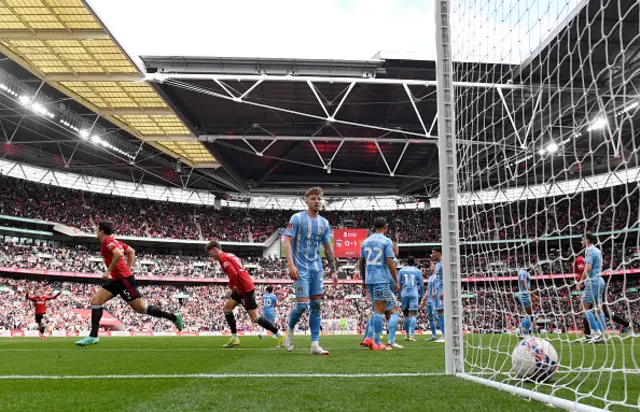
[0,335,637,411]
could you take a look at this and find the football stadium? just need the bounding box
[0,0,638,411]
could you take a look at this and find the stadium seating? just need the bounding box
[1,276,636,334]
[2,175,636,243]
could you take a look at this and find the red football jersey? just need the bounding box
[574,256,586,281]
[101,236,132,279]
[219,252,254,293]
[27,293,58,315]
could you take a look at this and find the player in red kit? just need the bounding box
[75,220,183,346]
[205,240,284,348]
[575,248,629,341]
[26,288,60,339]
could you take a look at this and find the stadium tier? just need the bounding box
[1,174,637,244]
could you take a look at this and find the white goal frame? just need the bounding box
[435,1,610,411]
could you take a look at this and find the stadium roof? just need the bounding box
[0,0,217,168]
[0,0,637,202]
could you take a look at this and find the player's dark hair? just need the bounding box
[205,240,222,252]
[266,285,273,293]
[585,232,597,245]
[98,220,114,236]
[407,256,416,266]
[374,216,387,229]
[433,247,442,254]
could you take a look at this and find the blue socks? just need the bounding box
[309,301,322,342]
[598,311,607,332]
[364,318,373,340]
[373,313,384,345]
[586,311,601,332]
[404,316,410,337]
[520,315,532,334]
[437,313,445,337]
[388,312,399,343]
[410,316,417,337]
[288,302,309,330]
[428,314,437,337]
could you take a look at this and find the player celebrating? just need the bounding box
[259,285,278,339]
[515,263,537,338]
[281,187,337,355]
[360,216,399,351]
[206,241,284,347]
[432,248,445,343]
[75,221,183,346]
[578,232,606,343]
[399,256,424,342]
[26,288,60,340]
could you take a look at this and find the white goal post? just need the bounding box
[436,0,639,410]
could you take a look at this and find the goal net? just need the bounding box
[444,0,640,410]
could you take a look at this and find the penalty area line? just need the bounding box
[0,372,446,380]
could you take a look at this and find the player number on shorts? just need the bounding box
[364,246,383,266]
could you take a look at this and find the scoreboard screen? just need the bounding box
[279,228,368,259]
[333,228,368,258]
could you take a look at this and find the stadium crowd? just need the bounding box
[1,275,637,334]
[1,175,637,243]
[2,239,637,281]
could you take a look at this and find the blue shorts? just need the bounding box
[263,311,276,324]
[401,295,419,312]
[519,293,532,309]
[426,301,436,316]
[581,277,605,304]
[368,284,397,312]
[295,269,323,298]
[434,293,444,312]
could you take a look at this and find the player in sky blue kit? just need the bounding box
[515,263,537,338]
[421,264,439,341]
[431,248,445,343]
[359,216,399,351]
[282,187,338,355]
[579,232,606,343]
[398,256,424,342]
[259,285,278,339]
[360,238,402,348]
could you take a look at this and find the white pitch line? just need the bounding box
[0,372,446,380]
[0,346,443,352]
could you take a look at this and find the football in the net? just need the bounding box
[511,337,559,380]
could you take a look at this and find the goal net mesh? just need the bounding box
[449,0,640,409]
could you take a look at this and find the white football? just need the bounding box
[512,337,559,380]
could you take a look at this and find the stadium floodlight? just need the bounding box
[538,148,546,155]
[546,142,558,153]
[622,101,639,113]
[18,95,30,106]
[79,130,90,139]
[90,135,101,145]
[587,117,608,131]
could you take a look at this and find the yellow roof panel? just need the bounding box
[156,142,217,163]
[115,114,191,136]
[0,0,212,165]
